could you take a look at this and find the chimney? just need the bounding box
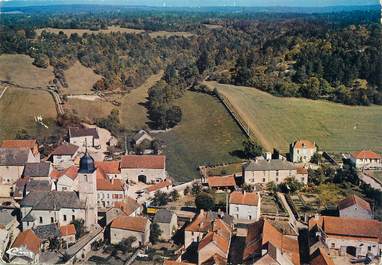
[314,213,320,221]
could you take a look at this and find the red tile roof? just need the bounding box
[309,216,382,243]
[113,197,141,216]
[244,219,300,265]
[311,247,335,265]
[293,140,315,149]
[12,229,41,254]
[1,140,36,149]
[207,175,236,188]
[111,216,149,232]
[351,150,382,159]
[96,168,108,180]
[121,155,165,169]
[229,191,259,206]
[95,161,121,174]
[296,166,308,175]
[338,194,371,213]
[185,211,214,233]
[50,166,79,181]
[198,231,229,254]
[60,224,76,236]
[50,143,79,156]
[146,179,172,193]
[97,178,125,191]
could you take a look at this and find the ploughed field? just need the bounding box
[205,81,382,153]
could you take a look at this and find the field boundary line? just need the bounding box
[0,86,8,99]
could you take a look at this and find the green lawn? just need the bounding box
[157,91,246,182]
[206,81,382,153]
[0,86,58,141]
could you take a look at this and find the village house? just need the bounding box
[243,219,300,265]
[32,223,60,250]
[96,176,126,209]
[110,216,151,247]
[207,175,237,191]
[133,130,154,146]
[229,191,261,223]
[8,229,41,264]
[290,140,317,163]
[153,209,177,241]
[13,177,53,200]
[60,224,76,245]
[1,139,40,160]
[69,127,100,148]
[48,143,79,168]
[309,215,382,258]
[349,150,382,169]
[53,166,79,192]
[22,162,52,180]
[243,159,308,185]
[95,160,121,180]
[310,247,335,265]
[105,198,142,225]
[0,209,20,259]
[197,218,232,265]
[20,191,85,231]
[132,129,156,154]
[144,178,173,195]
[120,155,166,184]
[184,210,233,249]
[338,194,373,219]
[0,148,39,185]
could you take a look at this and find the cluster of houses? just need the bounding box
[0,129,381,265]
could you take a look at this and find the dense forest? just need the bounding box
[0,6,381,129]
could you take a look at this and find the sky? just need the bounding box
[0,0,379,7]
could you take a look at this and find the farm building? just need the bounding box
[337,194,373,219]
[349,150,382,169]
[229,191,261,223]
[69,127,100,148]
[120,155,166,183]
[110,216,150,247]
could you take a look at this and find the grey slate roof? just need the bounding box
[0,209,16,226]
[243,159,296,171]
[154,209,174,224]
[14,178,52,198]
[33,224,60,240]
[0,148,30,166]
[21,212,35,222]
[69,127,99,139]
[132,130,153,143]
[50,143,79,156]
[20,191,83,210]
[23,162,51,177]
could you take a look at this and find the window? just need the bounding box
[331,243,335,248]
[39,217,43,224]
[63,215,67,221]
[301,177,305,182]
[72,215,75,221]
[26,222,29,226]
[51,217,54,223]
[368,246,372,251]
[276,170,279,176]
[107,194,110,199]
[236,207,239,211]
[262,178,266,183]
[248,215,252,220]
[276,178,279,183]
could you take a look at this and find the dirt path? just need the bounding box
[0,85,7,99]
[67,95,101,101]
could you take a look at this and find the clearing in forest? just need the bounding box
[205,81,382,153]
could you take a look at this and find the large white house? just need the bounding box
[350,150,382,169]
[20,191,85,230]
[120,155,166,184]
[229,191,261,222]
[290,140,317,163]
[243,159,308,185]
[309,215,382,258]
[69,127,100,148]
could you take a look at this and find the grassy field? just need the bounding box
[0,54,54,88]
[0,85,57,140]
[119,71,163,130]
[63,61,102,95]
[156,91,246,182]
[205,81,382,153]
[36,26,194,38]
[66,98,115,122]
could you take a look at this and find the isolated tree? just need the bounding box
[195,192,215,211]
[150,223,162,244]
[243,140,263,159]
[152,191,169,206]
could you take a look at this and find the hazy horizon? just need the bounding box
[0,0,379,7]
